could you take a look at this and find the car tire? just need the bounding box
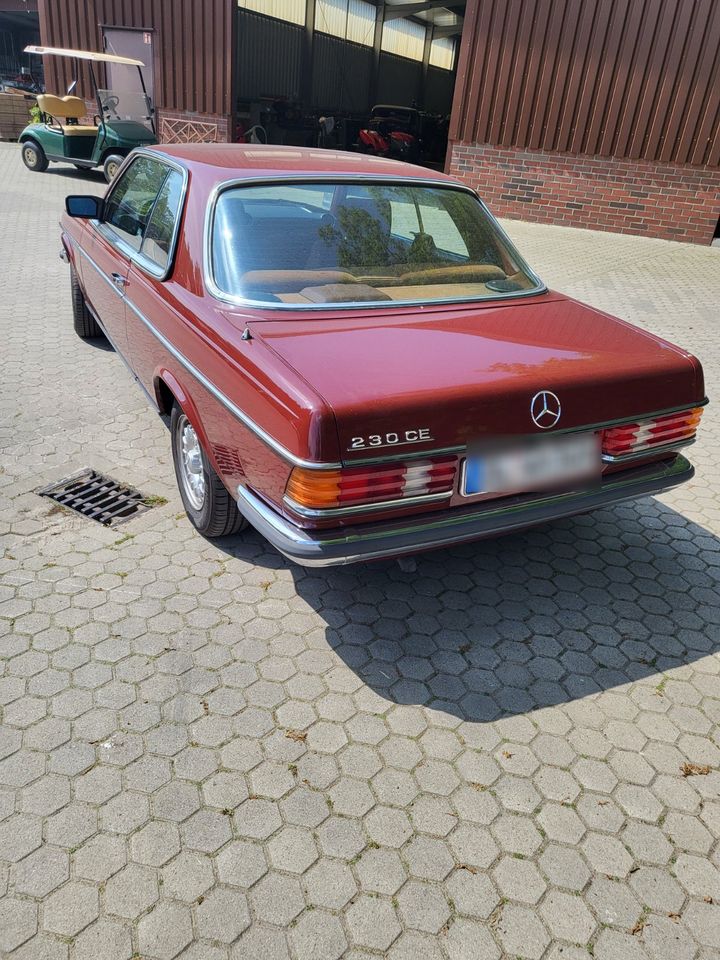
[70,267,102,338]
[170,403,247,538]
[21,140,48,173]
[103,154,125,183]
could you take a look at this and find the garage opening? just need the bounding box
[0,3,42,93]
[235,0,465,169]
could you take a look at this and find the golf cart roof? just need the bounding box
[25,45,145,67]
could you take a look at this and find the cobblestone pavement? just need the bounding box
[1,140,720,960]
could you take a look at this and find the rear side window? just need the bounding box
[103,157,168,252]
[140,170,184,270]
[101,156,185,274]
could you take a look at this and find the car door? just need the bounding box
[83,155,168,357]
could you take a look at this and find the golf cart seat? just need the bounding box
[37,94,98,135]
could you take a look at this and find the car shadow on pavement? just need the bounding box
[84,334,114,352]
[220,494,720,724]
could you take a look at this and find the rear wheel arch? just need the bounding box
[153,372,213,456]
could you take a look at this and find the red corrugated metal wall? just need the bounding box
[451,0,720,167]
[37,0,234,117]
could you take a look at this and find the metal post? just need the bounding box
[301,0,316,110]
[419,22,433,107]
[369,0,384,109]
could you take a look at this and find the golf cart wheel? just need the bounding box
[21,140,48,173]
[70,267,102,339]
[103,154,125,183]
[170,403,247,539]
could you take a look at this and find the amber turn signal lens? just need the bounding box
[285,468,344,509]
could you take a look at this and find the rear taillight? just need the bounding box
[601,407,703,459]
[285,457,457,514]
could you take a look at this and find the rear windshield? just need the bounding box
[209,182,543,308]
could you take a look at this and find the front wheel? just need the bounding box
[21,140,48,173]
[170,404,247,538]
[103,154,125,183]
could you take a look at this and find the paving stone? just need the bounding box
[446,867,500,918]
[104,863,159,918]
[494,854,548,904]
[356,846,407,894]
[0,896,37,953]
[73,834,127,882]
[441,917,501,960]
[10,934,68,960]
[130,820,181,866]
[231,924,290,960]
[249,872,305,925]
[267,825,318,873]
[195,886,251,942]
[43,880,99,937]
[137,901,193,959]
[448,823,499,868]
[496,903,551,959]
[404,834,455,880]
[346,894,402,951]
[11,845,69,897]
[586,876,643,928]
[0,812,42,861]
[303,857,357,909]
[216,840,268,888]
[540,889,596,944]
[180,808,232,852]
[233,797,282,840]
[582,833,634,878]
[289,910,347,960]
[72,917,133,960]
[539,844,592,891]
[629,865,685,913]
[317,815,366,859]
[396,879,451,933]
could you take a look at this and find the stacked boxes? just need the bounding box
[0,92,34,141]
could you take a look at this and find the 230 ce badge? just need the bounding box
[349,428,434,450]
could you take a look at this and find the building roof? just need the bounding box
[148,143,456,183]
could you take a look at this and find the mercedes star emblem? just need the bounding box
[530,390,561,429]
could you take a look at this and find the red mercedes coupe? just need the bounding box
[60,145,706,566]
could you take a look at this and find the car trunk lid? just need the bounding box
[233,294,703,464]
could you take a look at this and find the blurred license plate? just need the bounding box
[463,433,600,496]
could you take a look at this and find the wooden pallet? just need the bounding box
[0,92,35,141]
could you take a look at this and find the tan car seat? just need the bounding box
[37,94,98,136]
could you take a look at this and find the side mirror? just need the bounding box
[65,195,103,219]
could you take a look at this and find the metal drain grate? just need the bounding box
[39,469,151,527]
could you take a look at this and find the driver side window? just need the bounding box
[103,157,169,253]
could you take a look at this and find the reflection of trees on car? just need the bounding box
[318,208,405,270]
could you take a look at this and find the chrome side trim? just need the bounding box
[283,490,452,519]
[74,241,342,471]
[601,436,696,464]
[202,174,546,311]
[90,149,189,282]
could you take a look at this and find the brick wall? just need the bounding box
[448,142,720,245]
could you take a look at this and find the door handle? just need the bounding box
[112,273,127,289]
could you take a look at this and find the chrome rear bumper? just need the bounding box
[236,454,693,567]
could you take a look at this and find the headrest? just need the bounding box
[37,94,86,120]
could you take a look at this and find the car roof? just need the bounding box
[146,143,458,185]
